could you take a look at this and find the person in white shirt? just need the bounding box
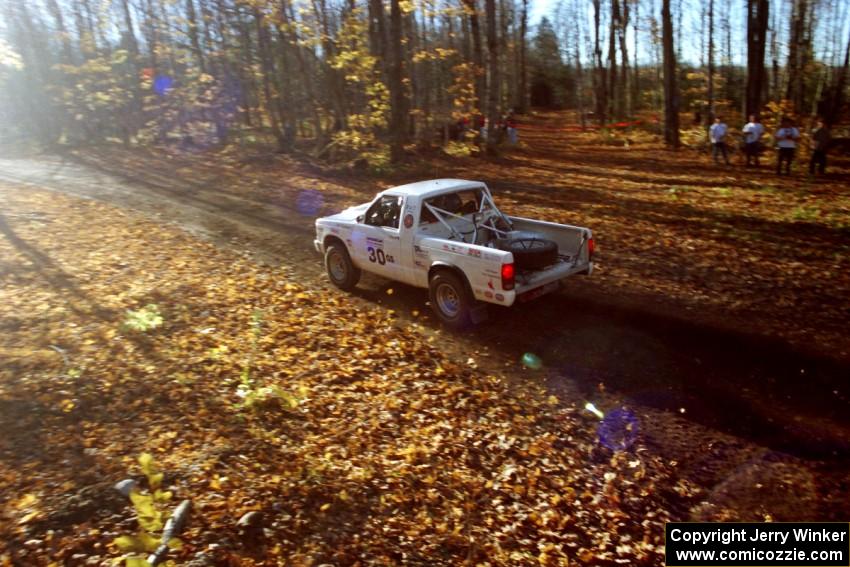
[774,117,800,175]
[709,117,730,165]
[741,114,765,167]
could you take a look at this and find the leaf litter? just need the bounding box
[0,185,687,565]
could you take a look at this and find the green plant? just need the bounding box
[668,186,690,199]
[791,206,821,222]
[235,309,304,410]
[124,304,163,332]
[113,453,181,566]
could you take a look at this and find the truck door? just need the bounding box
[352,194,404,282]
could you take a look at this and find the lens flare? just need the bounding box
[296,189,324,217]
[153,75,173,96]
[521,352,542,370]
[584,402,604,419]
[597,407,639,451]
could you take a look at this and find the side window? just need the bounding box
[365,195,402,229]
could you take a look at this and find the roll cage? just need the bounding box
[421,187,514,244]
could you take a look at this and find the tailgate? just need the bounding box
[508,216,593,296]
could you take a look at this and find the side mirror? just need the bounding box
[356,215,364,224]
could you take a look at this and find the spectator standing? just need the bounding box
[742,114,765,167]
[505,111,518,145]
[809,118,831,175]
[774,117,800,175]
[709,117,730,165]
[478,117,488,142]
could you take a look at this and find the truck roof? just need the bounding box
[384,179,486,199]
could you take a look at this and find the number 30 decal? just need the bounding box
[367,246,393,265]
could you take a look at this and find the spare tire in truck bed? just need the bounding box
[495,231,559,270]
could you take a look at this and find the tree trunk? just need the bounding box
[573,0,586,128]
[617,0,630,117]
[632,0,639,114]
[785,0,807,111]
[592,0,606,125]
[389,0,408,162]
[185,0,206,73]
[607,0,619,119]
[368,0,389,78]
[45,0,73,63]
[517,0,528,112]
[485,0,500,153]
[745,0,769,117]
[253,8,286,151]
[824,32,850,126]
[120,0,143,145]
[706,0,714,124]
[281,0,323,140]
[661,0,679,147]
[462,0,485,112]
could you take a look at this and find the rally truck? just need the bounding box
[313,179,594,327]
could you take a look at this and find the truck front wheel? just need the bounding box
[325,242,360,291]
[429,271,472,328]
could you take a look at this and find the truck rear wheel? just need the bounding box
[325,242,360,291]
[429,271,472,328]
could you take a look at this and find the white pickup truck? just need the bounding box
[314,179,594,326]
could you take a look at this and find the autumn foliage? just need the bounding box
[0,186,689,565]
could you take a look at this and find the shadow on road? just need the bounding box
[349,275,850,462]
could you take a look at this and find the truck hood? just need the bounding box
[323,203,369,223]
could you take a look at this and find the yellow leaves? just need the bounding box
[15,493,41,524]
[0,183,684,566]
[18,510,40,525]
[138,453,162,490]
[113,531,159,553]
[129,491,162,533]
[15,493,38,509]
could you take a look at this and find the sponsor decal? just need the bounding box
[495,293,505,301]
[366,237,384,245]
[404,213,414,229]
[484,291,494,299]
[487,280,495,290]
[441,243,467,254]
[467,248,481,258]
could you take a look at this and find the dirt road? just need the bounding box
[1,151,848,518]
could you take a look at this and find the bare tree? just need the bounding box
[706,0,714,124]
[661,0,679,147]
[745,0,769,117]
[389,0,408,161]
[485,0,500,153]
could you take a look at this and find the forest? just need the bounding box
[1,0,849,163]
